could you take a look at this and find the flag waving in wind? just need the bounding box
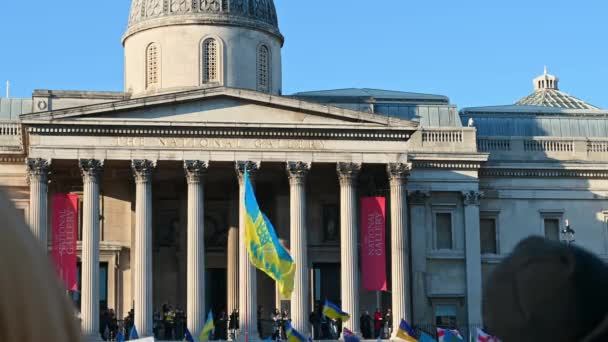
[200,311,215,341]
[395,319,418,342]
[243,170,295,298]
[286,321,311,342]
[322,300,350,322]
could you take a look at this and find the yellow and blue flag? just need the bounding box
[199,311,215,342]
[322,299,350,322]
[286,321,310,342]
[183,328,195,342]
[129,326,139,340]
[244,170,295,298]
[396,319,418,342]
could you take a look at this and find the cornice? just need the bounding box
[480,168,608,179]
[26,125,412,141]
[412,160,484,170]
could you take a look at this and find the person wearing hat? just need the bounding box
[483,236,608,342]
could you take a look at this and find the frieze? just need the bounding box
[109,137,327,150]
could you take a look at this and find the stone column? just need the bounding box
[462,191,483,327]
[337,162,361,335]
[387,163,410,338]
[236,161,260,340]
[287,161,311,334]
[26,158,51,247]
[227,198,239,323]
[80,159,104,340]
[132,160,156,337]
[185,161,208,337]
[408,191,430,326]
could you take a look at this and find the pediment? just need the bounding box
[20,87,417,130]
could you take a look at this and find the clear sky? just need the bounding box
[1,0,606,109]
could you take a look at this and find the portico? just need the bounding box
[19,87,485,339]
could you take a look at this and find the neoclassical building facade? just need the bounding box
[0,1,606,340]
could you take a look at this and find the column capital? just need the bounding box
[26,158,51,184]
[387,163,411,184]
[337,162,361,186]
[408,190,430,205]
[79,159,104,184]
[184,160,208,184]
[235,160,260,185]
[462,190,483,206]
[286,161,310,186]
[132,159,157,183]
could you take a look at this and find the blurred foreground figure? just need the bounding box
[0,190,80,341]
[483,236,608,342]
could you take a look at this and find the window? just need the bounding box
[202,38,219,83]
[146,43,159,88]
[435,304,457,328]
[258,44,270,92]
[435,212,453,250]
[480,217,498,254]
[544,218,560,241]
[73,262,109,310]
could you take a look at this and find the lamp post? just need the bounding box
[561,219,575,246]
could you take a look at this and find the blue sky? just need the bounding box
[0,0,606,109]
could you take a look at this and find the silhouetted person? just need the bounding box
[484,236,608,342]
[360,311,372,339]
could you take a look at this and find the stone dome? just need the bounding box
[124,0,282,43]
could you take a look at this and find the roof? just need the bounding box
[292,88,449,104]
[124,0,282,43]
[515,88,599,110]
[0,98,32,120]
[461,105,608,137]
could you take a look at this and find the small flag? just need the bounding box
[419,332,437,342]
[116,330,125,342]
[200,311,215,342]
[343,328,360,342]
[129,326,139,340]
[476,328,501,342]
[395,319,418,342]
[437,328,463,342]
[184,328,195,342]
[322,300,350,322]
[286,321,311,342]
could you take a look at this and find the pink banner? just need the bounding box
[52,194,79,291]
[361,197,387,291]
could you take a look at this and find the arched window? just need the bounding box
[202,38,219,84]
[258,44,270,92]
[146,43,159,88]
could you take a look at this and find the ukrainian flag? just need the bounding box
[184,328,195,342]
[286,321,310,342]
[396,319,418,342]
[199,311,215,342]
[322,299,350,322]
[243,170,295,298]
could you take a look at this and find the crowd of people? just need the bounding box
[93,304,396,341]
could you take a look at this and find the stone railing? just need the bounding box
[478,136,608,161]
[409,127,477,153]
[0,121,23,150]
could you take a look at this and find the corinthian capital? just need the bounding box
[184,160,208,184]
[387,163,411,184]
[286,161,310,185]
[79,159,104,184]
[462,190,483,206]
[131,159,157,183]
[235,161,260,185]
[337,162,361,186]
[26,158,51,184]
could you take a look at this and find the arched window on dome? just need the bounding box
[202,38,219,84]
[257,44,271,92]
[146,43,160,89]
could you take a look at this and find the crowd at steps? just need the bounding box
[91,305,396,341]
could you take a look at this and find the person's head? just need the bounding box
[0,190,80,342]
[484,236,608,342]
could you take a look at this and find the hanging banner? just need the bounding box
[360,197,387,291]
[51,194,79,291]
